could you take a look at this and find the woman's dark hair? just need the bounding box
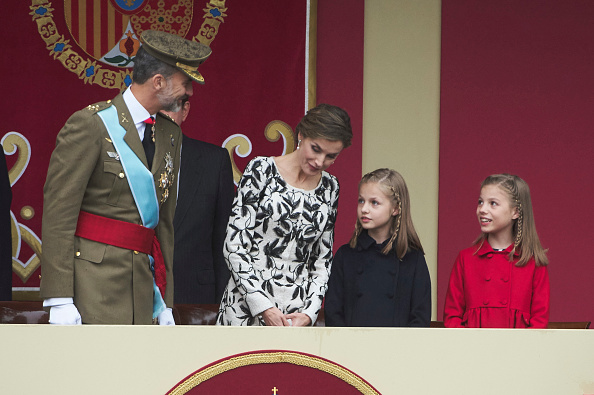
[295,103,353,148]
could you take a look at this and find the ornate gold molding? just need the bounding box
[2,132,42,284]
[223,121,296,184]
[168,350,380,395]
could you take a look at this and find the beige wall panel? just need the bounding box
[363,1,442,318]
[1,325,593,394]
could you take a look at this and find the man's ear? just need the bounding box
[181,101,191,122]
[152,74,166,91]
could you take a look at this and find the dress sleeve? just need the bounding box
[408,251,432,327]
[323,245,346,326]
[443,251,466,328]
[302,176,340,324]
[224,158,274,316]
[529,264,550,328]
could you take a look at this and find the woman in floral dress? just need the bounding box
[217,104,353,326]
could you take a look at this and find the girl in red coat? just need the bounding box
[444,174,550,328]
[325,169,431,327]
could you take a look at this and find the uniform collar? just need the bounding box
[476,239,518,257]
[357,230,391,252]
[122,87,157,139]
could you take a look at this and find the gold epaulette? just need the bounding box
[85,99,113,114]
[157,111,177,124]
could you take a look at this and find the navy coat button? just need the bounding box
[387,293,394,299]
[357,292,363,298]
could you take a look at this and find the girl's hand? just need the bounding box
[262,307,290,326]
[285,312,312,327]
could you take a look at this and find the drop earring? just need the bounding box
[297,139,301,150]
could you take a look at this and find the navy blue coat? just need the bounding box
[324,231,431,327]
[173,135,233,304]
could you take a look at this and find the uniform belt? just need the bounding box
[75,211,154,253]
[74,211,167,298]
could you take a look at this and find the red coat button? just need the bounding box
[483,300,489,305]
[501,300,508,305]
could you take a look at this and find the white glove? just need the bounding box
[49,303,82,325]
[158,307,175,326]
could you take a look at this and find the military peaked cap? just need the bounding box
[140,30,212,84]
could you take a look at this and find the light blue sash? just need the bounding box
[97,106,159,228]
[97,105,166,318]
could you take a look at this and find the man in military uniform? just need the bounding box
[40,30,211,325]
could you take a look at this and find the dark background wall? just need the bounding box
[439,0,594,322]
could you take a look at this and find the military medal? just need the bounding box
[159,152,175,203]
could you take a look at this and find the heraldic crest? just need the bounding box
[30,0,227,90]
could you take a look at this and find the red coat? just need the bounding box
[444,241,549,328]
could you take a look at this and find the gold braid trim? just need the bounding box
[168,351,380,395]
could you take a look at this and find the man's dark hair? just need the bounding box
[132,46,178,84]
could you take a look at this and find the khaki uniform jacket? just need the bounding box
[40,93,182,324]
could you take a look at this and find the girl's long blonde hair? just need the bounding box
[350,169,423,259]
[474,174,548,267]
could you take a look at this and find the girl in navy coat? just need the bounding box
[325,168,431,327]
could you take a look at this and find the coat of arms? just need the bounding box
[30,0,227,90]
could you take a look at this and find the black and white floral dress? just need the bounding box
[217,156,339,326]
